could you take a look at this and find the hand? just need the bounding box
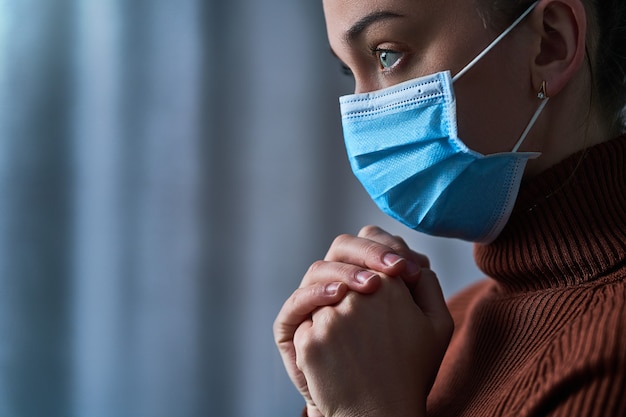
[295,268,453,417]
[273,225,437,416]
[274,278,376,417]
[323,225,431,287]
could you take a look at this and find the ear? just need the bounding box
[528,0,587,98]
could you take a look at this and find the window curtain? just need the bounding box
[0,1,480,416]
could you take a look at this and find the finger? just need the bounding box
[410,269,454,349]
[324,232,409,278]
[357,225,409,252]
[292,319,324,415]
[274,282,348,346]
[300,260,382,293]
[358,225,430,267]
[357,225,430,279]
[292,318,312,370]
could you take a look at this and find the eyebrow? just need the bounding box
[344,11,403,43]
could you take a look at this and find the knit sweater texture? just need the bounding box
[428,136,626,417]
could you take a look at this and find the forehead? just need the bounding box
[323,0,421,22]
[322,0,475,43]
[323,0,423,33]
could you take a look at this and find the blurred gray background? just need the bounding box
[0,1,481,416]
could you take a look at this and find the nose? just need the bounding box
[353,77,380,94]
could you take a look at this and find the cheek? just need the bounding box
[454,49,534,154]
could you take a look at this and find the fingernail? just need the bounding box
[325,282,341,295]
[356,271,378,284]
[383,253,404,267]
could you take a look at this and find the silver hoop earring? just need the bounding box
[537,81,548,100]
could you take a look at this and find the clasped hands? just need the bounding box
[274,226,454,417]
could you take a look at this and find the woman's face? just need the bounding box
[323,0,541,156]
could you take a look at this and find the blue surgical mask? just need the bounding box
[340,2,546,244]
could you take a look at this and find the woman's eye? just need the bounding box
[376,49,402,70]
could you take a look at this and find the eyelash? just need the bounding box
[336,47,405,78]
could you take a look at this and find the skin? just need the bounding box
[324,0,607,175]
[274,226,452,417]
[274,0,610,415]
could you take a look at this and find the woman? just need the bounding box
[274,0,626,415]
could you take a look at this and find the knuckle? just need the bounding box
[294,333,314,364]
[295,352,308,372]
[363,239,385,261]
[296,336,323,369]
[312,306,335,330]
[358,224,381,237]
[306,260,357,285]
[335,262,359,280]
[296,317,333,361]
[336,291,361,312]
[306,260,326,275]
[287,289,303,311]
[290,286,320,313]
[331,233,353,248]
[392,234,408,248]
[272,323,281,344]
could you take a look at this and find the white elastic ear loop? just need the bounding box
[511,97,549,152]
[452,1,539,83]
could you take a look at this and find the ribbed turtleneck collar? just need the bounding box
[474,135,626,293]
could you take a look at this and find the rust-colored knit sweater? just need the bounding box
[428,136,626,417]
